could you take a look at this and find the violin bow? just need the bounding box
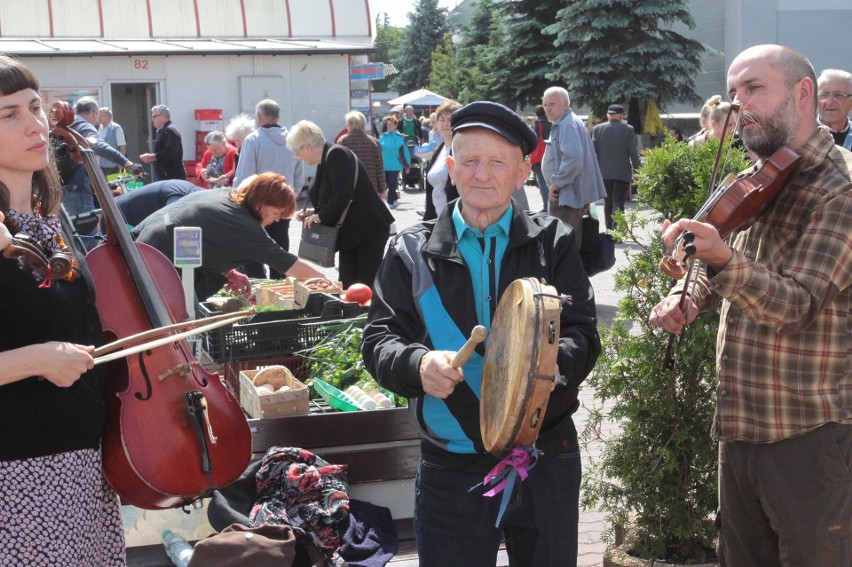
[663,100,743,371]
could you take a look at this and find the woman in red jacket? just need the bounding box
[196,130,237,187]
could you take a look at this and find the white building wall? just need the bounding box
[23,53,351,171]
[663,0,851,115]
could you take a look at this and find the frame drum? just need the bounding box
[481,278,562,457]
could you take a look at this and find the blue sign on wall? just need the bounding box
[350,63,384,81]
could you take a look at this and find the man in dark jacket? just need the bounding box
[140,105,186,181]
[592,104,641,230]
[115,179,200,227]
[57,97,143,247]
[361,101,601,567]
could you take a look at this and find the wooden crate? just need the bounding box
[294,278,343,308]
[239,366,309,419]
[256,278,297,308]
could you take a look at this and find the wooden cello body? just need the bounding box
[50,102,250,509]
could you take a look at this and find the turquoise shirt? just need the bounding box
[452,203,513,329]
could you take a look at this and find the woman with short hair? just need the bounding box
[289,120,394,288]
[422,99,462,220]
[195,130,237,187]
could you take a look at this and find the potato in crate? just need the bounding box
[294,278,343,308]
[222,354,306,403]
[239,365,309,419]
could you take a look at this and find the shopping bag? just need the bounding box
[579,214,616,277]
[298,223,340,268]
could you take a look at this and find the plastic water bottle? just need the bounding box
[161,529,193,567]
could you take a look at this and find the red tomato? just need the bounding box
[344,283,372,306]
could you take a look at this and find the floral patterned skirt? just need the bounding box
[0,448,126,566]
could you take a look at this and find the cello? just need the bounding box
[50,102,251,510]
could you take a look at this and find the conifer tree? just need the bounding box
[371,13,404,93]
[501,0,566,106]
[545,0,707,116]
[390,0,449,93]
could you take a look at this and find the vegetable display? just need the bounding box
[301,315,406,408]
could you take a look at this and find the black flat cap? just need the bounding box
[607,104,625,114]
[451,101,538,156]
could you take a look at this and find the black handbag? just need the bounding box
[579,214,616,277]
[297,157,357,268]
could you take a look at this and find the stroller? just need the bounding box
[401,140,425,192]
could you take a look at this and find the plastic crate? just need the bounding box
[222,354,307,402]
[202,293,365,362]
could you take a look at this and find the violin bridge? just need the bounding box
[157,361,199,381]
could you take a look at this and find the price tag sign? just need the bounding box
[173,227,202,267]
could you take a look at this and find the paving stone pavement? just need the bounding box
[290,182,639,566]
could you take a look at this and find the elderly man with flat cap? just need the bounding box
[362,101,601,567]
[593,104,641,230]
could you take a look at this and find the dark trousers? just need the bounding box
[414,451,581,567]
[338,231,389,289]
[603,179,629,230]
[718,423,852,567]
[243,219,290,279]
[385,171,400,205]
[531,163,548,212]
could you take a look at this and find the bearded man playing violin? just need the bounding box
[650,44,851,567]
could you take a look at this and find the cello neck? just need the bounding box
[50,102,174,328]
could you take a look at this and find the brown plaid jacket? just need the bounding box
[338,129,387,195]
[680,128,852,443]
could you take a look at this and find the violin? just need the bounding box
[50,102,251,510]
[0,213,75,282]
[660,145,801,279]
[658,104,801,370]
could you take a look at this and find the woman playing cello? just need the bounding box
[0,56,125,565]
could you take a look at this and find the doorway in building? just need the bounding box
[109,82,158,179]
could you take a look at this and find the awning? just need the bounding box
[0,37,374,57]
[387,88,450,107]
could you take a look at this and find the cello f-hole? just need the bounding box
[134,351,154,401]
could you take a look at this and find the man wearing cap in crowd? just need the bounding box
[362,101,601,566]
[542,86,606,244]
[592,104,641,230]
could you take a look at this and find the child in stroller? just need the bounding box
[401,140,426,192]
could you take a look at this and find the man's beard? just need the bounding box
[737,95,796,160]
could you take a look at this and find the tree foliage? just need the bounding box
[500,0,566,107]
[371,13,405,92]
[545,0,707,116]
[389,0,449,93]
[427,33,461,101]
[581,136,751,563]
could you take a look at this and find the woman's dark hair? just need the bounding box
[230,172,296,222]
[668,127,684,142]
[0,55,63,215]
[534,105,546,119]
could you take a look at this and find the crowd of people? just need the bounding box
[1,42,850,567]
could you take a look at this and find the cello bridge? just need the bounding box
[158,361,199,381]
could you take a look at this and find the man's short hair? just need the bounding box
[98,107,113,119]
[152,104,170,119]
[543,86,570,106]
[74,97,99,115]
[255,99,280,120]
[817,68,852,90]
[771,47,817,111]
